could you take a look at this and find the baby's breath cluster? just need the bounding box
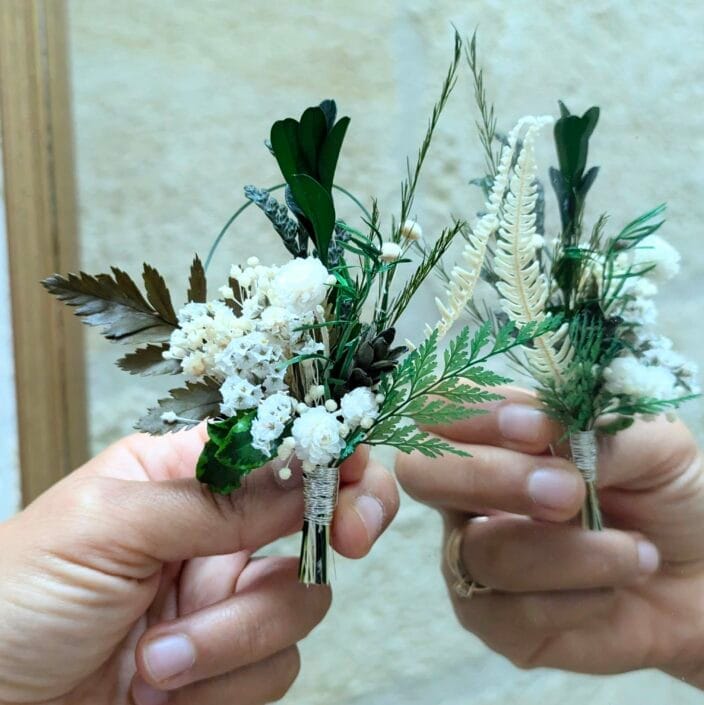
[164,256,331,412]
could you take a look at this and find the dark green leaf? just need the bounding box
[289,174,336,264]
[579,166,600,199]
[42,269,176,344]
[135,379,222,434]
[187,255,207,303]
[298,106,327,176]
[318,99,337,129]
[270,118,305,184]
[318,116,350,191]
[196,411,269,494]
[117,344,181,376]
[142,264,177,324]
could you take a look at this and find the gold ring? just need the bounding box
[445,525,492,599]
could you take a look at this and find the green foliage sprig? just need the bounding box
[366,318,559,457]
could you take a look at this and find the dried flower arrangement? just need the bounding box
[44,34,554,583]
[430,34,700,529]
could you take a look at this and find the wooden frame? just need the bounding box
[0,0,88,504]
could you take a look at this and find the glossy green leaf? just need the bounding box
[318,116,350,191]
[289,174,336,264]
[298,106,327,176]
[270,118,305,184]
[196,411,269,494]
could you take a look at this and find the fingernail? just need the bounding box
[143,634,195,682]
[498,404,548,443]
[132,676,169,705]
[637,540,660,574]
[354,495,384,541]
[528,468,581,509]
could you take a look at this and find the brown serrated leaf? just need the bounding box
[187,255,207,303]
[42,269,177,344]
[225,276,243,315]
[117,344,182,376]
[135,378,222,435]
[142,263,177,325]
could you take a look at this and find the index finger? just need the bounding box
[423,385,563,455]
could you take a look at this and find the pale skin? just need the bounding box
[395,386,704,689]
[0,427,399,705]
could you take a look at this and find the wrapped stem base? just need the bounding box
[569,431,603,531]
[299,465,339,585]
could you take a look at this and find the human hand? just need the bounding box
[0,426,398,705]
[395,386,704,686]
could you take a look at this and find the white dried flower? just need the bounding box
[632,235,681,282]
[270,256,330,314]
[621,296,658,327]
[259,306,293,340]
[380,242,402,262]
[603,355,679,400]
[220,375,263,415]
[167,300,244,380]
[340,387,379,428]
[251,392,294,456]
[292,406,345,467]
[400,219,423,241]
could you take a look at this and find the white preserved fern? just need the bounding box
[433,126,519,338]
[494,116,574,384]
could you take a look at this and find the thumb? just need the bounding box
[35,467,304,578]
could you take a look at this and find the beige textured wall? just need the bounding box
[69,1,703,702]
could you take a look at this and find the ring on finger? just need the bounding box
[445,525,492,599]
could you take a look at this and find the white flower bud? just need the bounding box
[296,402,309,415]
[247,256,260,266]
[400,219,422,241]
[339,423,350,438]
[309,384,325,400]
[380,242,403,262]
[326,274,337,286]
[360,415,374,430]
[218,285,235,300]
[278,466,292,481]
[160,411,178,424]
[325,399,338,412]
[375,394,385,405]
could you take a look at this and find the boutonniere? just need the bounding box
[430,35,699,529]
[45,34,554,582]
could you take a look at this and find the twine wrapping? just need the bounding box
[303,466,339,526]
[569,430,598,483]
